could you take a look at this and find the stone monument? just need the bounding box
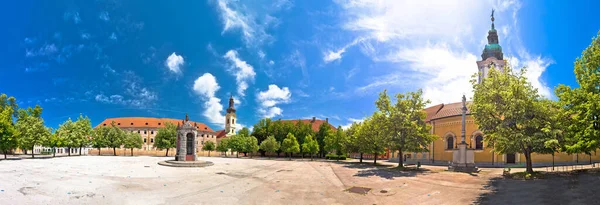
[158,114,213,167]
[449,95,478,172]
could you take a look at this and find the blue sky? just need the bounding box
[0,0,598,131]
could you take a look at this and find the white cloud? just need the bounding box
[341,117,365,129]
[99,11,110,21]
[165,52,184,74]
[92,71,159,107]
[223,50,256,96]
[335,0,552,104]
[257,85,291,118]
[213,0,290,47]
[81,33,91,40]
[109,32,117,40]
[193,73,226,125]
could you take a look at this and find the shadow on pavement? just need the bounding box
[336,162,431,179]
[474,169,600,205]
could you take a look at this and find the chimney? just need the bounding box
[326,118,328,123]
[312,117,316,122]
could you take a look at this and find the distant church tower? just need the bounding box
[476,9,506,84]
[225,95,236,136]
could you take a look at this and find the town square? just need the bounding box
[2,0,600,204]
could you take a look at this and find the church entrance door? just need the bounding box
[186,133,194,160]
[506,153,516,164]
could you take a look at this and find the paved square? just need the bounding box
[1,156,492,204]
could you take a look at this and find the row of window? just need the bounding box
[143,138,154,143]
[445,135,484,150]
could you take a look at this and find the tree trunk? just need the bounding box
[359,153,363,163]
[79,147,82,156]
[166,148,169,157]
[552,152,555,171]
[311,154,313,161]
[236,152,239,158]
[590,153,593,167]
[398,149,404,168]
[113,147,117,156]
[289,152,292,160]
[131,148,133,156]
[208,151,211,157]
[373,152,377,165]
[68,147,71,156]
[525,150,533,174]
[98,148,101,155]
[53,147,56,157]
[31,145,35,158]
[4,151,7,159]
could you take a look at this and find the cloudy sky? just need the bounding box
[1,0,598,130]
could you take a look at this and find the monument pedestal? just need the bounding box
[449,143,478,172]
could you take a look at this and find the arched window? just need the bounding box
[475,135,483,150]
[446,136,454,150]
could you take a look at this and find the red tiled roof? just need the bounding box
[425,101,472,121]
[95,117,214,132]
[279,119,337,132]
[215,130,227,138]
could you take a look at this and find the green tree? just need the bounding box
[91,126,109,155]
[281,133,300,160]
[105,122,125,156]
[358,113,390,165]
[302,134,319,161]
[0,107,19,159]
[251,118,272,144]
[324,126,347,161]
[15,106,51,158]
[375,90,437,167]
[124,132,143,156]
[228,134,245,158]
[216,138,229,156]
[56,118,76,156]
[16,105,43,154]
[0,94,19,118]
[344,122,363,162]
[155,122,177,156]
[45,132,65,157]
[316,123,333,158]
[243,136,259,158]
[260,135,280,159]
[203,141,216,157]
[294,120,315,158]
[73,115,92,155]
[556,31,600,163]
[471,67,555,173]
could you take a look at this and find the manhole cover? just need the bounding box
[347,186,371,195]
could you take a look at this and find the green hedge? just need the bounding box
[326,154,347,160]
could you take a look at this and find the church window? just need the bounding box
[446,136,454,150]
[475,135,484,150]
[233,119,235,124]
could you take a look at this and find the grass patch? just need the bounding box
[506,171,546,180]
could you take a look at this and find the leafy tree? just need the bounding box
[294,120,315,158]
[228,134,246,158]
[0,107,18,159]
[324,126,347,161]
[17,105,43,154]
[375,89,437,167]
[216,138,229,156]
[358,113,390,165]
[302,134,319,161]
[91,126,109,155]
[16,106,51,158]
[0,94,19,159]
[281,133,300,160]
[203,141,216,157]
[471,67,555,173]
[124,132,143,156]
[105,122,125,156]
[73,115,92,155]
[556,31,600,162]
[260,135,280,159]
[243,136,259,158]
[155,122,177,156]
[251,118,273,144]
[344,122,363,162]
[316,123,333,158]
[56,118,76,156]
[238,127,250,137]
[45,132,66,157]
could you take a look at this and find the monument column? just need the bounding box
[450,95,477,172]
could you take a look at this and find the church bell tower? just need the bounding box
[476,9,506,84]
[225,95,237,136]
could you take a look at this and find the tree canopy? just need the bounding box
[155,122,177,156]
[281,133,300,160]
